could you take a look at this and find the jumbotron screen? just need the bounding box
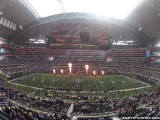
[46,34,113,50]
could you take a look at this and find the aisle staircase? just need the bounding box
[67,103,74,117]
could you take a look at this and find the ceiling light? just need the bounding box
[117,43,122,45]
[38,39,44,41]
[113,42,116,45]
[138,27,142,31]
[29,39,36,41]
[19,25,23,30]
[34,41,39,44]
[40,41,45,43]
[126,41,133,43]
[117,41,124,43]
[0,41,3,44]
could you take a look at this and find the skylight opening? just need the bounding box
[27,0,144,19]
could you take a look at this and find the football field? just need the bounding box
[11,74,150,92]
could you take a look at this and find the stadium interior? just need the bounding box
[0,0,160,120]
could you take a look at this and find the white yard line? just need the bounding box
[10,74,34,82]
[123,75,150,86]
[7,80,43,90]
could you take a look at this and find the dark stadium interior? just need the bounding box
[0,0,160,120]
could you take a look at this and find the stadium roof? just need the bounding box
[27,0,144,19]
[0,0,39,39]
[1,0,160,45]
[125,0,160,41]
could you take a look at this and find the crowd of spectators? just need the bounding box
[0,57,160,80]
[1,104,69,120]
[72,85,160,116]
[0,77,70,120]
[0,48,160,119]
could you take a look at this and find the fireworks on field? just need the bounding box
[68,63,72,75]
[85,64,89,75]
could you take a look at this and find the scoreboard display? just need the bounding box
[45,34,113,50]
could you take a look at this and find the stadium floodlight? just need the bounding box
[19,25,23,30]
[53,69,55,74]
[122,43,128,45]
[38,39,45,41]
[61,69,63,74]
[34,41,39,44]
[68,63,72,75]
[117,41,124,43]
[117,42,122,45]
[113,42,117,45]
[29,39,36,41]
[138,27,142,31]
[117,42,128,45]
[126,41,133,43]
[39,41,45,44]
[85,64,89,75]
[0,41,3,44]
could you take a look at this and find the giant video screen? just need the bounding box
[45,20,113,50]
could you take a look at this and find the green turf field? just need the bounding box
[11,74,149,91]
[6,74,151,99]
